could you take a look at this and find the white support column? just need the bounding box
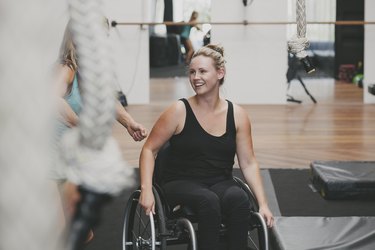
[364,0,375,103]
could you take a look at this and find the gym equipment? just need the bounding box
[368,83,375,95]
[311,161,375,200]
[352,73,364,86]
[64,1,134,249]
[271,216,375,250]
[288,0,316,74]
[286,54,317,103]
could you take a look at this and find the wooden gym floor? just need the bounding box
[113,77,375,169]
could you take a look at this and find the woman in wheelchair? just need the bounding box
[139,44,273,250]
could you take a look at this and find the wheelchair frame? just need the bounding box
[122,144,269,250]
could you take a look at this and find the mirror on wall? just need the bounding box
[150,0,211,78]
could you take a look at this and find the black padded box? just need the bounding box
[310,161,375,200]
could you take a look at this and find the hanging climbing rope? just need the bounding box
[68,1,115,150]
[63,1,134,249]
[64,0,133,199]
[288,0,315,74]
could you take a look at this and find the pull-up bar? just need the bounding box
[111,20,375,27]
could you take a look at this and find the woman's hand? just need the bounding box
[126,121,148,141]
[139,188,155,215]
[259,205,274,228]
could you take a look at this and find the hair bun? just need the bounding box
[206,44,224,56]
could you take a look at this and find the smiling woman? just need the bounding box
[139,43,274,250]
[189,45,226,86]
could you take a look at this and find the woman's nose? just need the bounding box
[193,72,200,79]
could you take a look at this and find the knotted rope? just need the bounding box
[63,0,133,196]
[287,0,315,73]
[68,0,116,150]
[63,1,134,248]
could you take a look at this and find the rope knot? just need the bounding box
[288,36,309,59]
[60,128,134,195]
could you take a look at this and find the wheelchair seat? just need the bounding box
[122,143,269,250]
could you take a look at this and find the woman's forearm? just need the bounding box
[59,98,79,127]
[139,147,155,191]
[115,101,134,128]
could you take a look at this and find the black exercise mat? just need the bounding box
[268,168,375,217]
[85,169,375,250]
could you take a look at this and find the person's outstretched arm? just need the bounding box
[116,102,147,141]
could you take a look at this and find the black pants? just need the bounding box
[162,176,251,250]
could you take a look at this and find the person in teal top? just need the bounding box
[56,20,147,141]
[53,19,148,244]
[180,11,199,64]
[65,75,82,115]
[55,74,81,139]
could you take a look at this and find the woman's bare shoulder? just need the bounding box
[232,102,251,128]
[163,99,186,118]
[57,64,75,84]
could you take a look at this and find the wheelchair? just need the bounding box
[122,143,269,250]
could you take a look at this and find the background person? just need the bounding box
[180,11,199,64]
[53,20,148,243]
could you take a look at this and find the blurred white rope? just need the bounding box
[288,0,309,59]
[68,0,116,150]
[63,0,133,195]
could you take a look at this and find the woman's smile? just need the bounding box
[193,81,205,88]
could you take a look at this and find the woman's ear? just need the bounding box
[217,67,225,80]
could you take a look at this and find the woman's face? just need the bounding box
[188,55,224,95]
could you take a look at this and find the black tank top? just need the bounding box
[163,98,237,182]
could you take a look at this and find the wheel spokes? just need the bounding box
[130,202,156,250]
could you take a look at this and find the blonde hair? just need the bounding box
[191,44,226,85]
[58,21,78,72]
[58,17,110,72]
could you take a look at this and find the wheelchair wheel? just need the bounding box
[233,176,269,250]
[251,212,269,250]
[175,218,197,250]
[123,188,167,250]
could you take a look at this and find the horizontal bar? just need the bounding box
[111,20,375,27]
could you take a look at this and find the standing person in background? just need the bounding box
[55,22,147,142]
[180,11,199,64]
[139,44,273,250]
[53,20,148,244]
